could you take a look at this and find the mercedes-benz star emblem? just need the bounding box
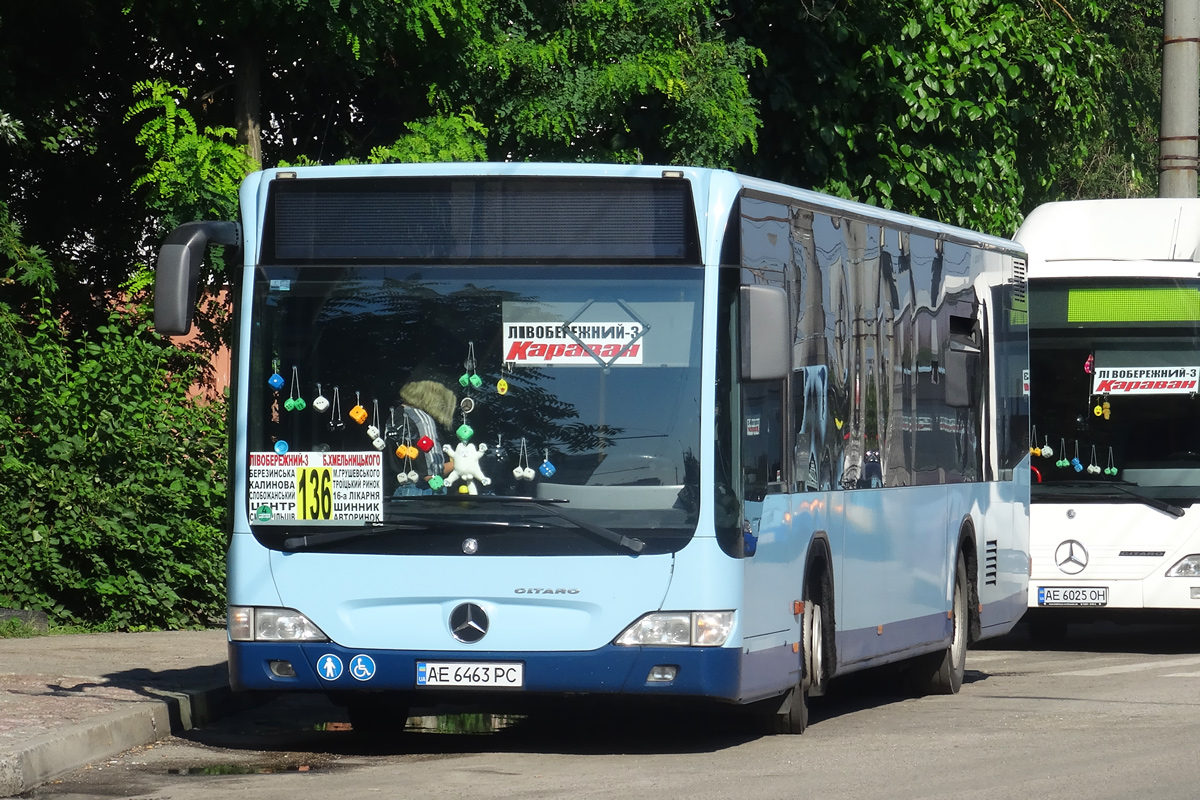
[1055,539,1089,575]
[449,602,489,643]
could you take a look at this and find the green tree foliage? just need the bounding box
[461,0,762,165]
[0,210,226,629]
[1048,0,1160,200]
[730,0,1161,233]
[0,2,154,326]
[125,80,256,361]
[120,0,760,168]
[366,111,490,164]
[126,80,255,238]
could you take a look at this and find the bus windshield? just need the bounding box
[1030,278,1200,503]
[245,263,704,555]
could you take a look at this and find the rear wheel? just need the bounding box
[909,552,968,695]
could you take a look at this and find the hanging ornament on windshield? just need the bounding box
[285,366,306,411]
[268,359,285,390]
[1087,444,1101,474]
[460,341,483,389]
[539,449,557,477]
[444,441,490,495]
[368,400,385,450]
[349,391,368,425]
[1105,446,1118,476]
[1031,426,1042,456]
[513,438,535,480]
[328,386,345,431]
[1093,398,1103,417]
[1056,438,1069,468]
[313,383,330,413]
[456,407,475,443]
[1041,433,1054,458]
[1083,353,1094,374]
[1070,440,1083,472]
[367,399,380,439]
[395,410,419,483]
[1103,399,1111,420]
[513,437,535,481]
[497,362,513,396]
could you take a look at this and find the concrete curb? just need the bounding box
[0,682,245,797]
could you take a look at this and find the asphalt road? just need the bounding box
[27,621,1200,800]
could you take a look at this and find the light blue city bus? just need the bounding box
[155,164,1030,733]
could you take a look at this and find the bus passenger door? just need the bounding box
[737,285,803,697]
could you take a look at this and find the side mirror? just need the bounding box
[739,285,789,381]
[154,222,240,336]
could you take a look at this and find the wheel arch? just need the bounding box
[957,515,982,645]
[803,532,836,678]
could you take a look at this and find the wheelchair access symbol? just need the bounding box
[349,654,377,682]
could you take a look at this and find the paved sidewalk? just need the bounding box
[0,630,236,796]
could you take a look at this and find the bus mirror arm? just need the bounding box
[154,221,241,336]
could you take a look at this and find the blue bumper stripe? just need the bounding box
[230,641,743,700]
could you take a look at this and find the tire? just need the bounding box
[771,585,829,733]
[804,600,827,698]
[347,698,410,736]
[771,684,808,734]
[909,552,968,695]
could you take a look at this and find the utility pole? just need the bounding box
[1159,0,1200,197]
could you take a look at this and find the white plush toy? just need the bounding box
[443,442,490,494]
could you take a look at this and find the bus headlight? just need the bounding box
[1166,555,1200,577]
[228,606,330,642]
[614,612,734,647]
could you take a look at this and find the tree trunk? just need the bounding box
[234,36,263,168]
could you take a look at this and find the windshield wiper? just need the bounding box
[494,496,646,554]
[1113,483,1186,518]
[1036,480,1185,518]
[382,494,647,553]
[281,522,427,551]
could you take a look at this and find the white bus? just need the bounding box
[1017,199,1200,640]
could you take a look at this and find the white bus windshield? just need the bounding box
[1030,279,1200,502]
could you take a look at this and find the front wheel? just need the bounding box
[771,595,828,734]
[908,552,968,695]
[804,600,827,698]
[770,684,808,734]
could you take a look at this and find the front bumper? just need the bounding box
[229,640,743,700]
